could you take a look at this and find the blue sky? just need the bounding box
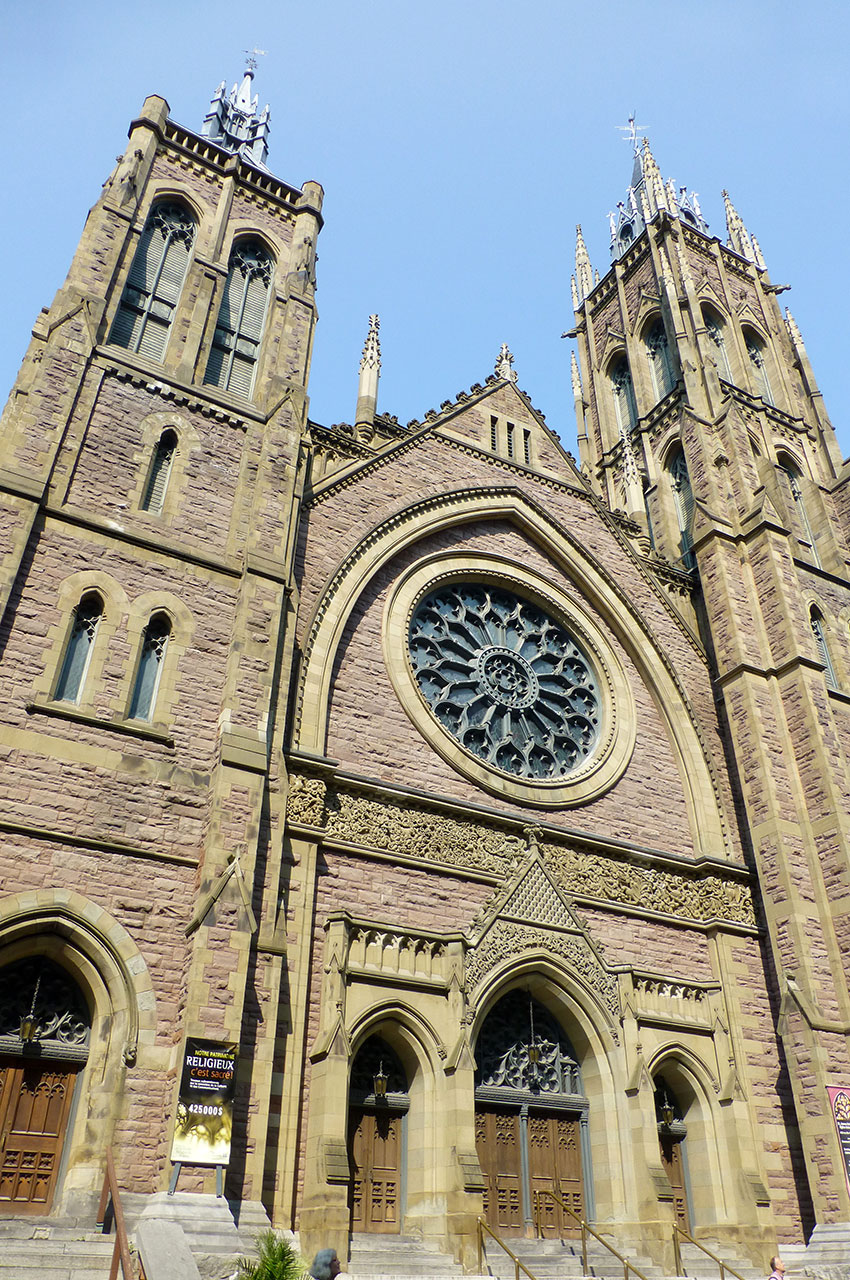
[2,0,848,454]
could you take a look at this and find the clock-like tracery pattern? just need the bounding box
[408,583,600,780]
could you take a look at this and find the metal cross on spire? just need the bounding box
[617,114,648,156]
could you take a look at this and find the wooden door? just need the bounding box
[0,1057,77,1215]
[475,1107,523,1235]
[528,1112,584,1239]
[348,1107,402,1233]
[659,1133,689,1230]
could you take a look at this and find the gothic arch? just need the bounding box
[0,891,155,1211]
[468,960,626,1222]
[647,1045,732,1229]
[296,485,733,857]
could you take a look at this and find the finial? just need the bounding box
[722,190,755,261]
[785,308,804,346]
[356,315,381,439]
[495,344,518,383]
[575,225,593,305]
[359,314,381,373]
[570,351,582,400]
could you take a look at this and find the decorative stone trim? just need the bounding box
[286,769,758,931]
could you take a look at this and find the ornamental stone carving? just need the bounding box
[285,773,757,929]
[466,920,620,1025]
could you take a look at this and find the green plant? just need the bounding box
[236,1230,305,1280]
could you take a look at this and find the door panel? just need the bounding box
[348,1107,402,1233]
[0,1057,77,1215]
[475,1107,523,1235]
[527,1113,584,1238]
[659,1134,689,1230]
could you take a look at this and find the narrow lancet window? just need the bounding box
[777,455,820,568]
[703,309,733,383]
[110,203,196,361]
[669,447,696,568]
[204,239,274,397]
[55,593,103,703]
[141,429,178,513]
[745,332,774,405]
[646,318,675,402]
[128,614,171,721]
[810,609,837,689]
[611,357,638,433]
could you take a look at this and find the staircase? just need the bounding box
[348,1232,472,1278]
[0,1217,122,1280]
[479,1232,663,1280]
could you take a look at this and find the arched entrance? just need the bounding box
[474,990,587,1237]
[654,1076,690,1231]
[347,1036,408,1234]
[0,957,91,1215]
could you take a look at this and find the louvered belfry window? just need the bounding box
[810,610,837,689]
[204,239,274,397]
[670,447,696,568]
[611,358,638,433]
[55,593,103,703]
[142,429,178,513]
[110,203,196,361]
[128,614,171,721]
[646,318,675,403]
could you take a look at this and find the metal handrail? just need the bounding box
[477,1217,539,1280]
[672,1224,748,1280]
[533,1188,652,1280]
[96,1145,134,1280]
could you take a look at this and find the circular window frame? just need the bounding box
[383,553,636,807]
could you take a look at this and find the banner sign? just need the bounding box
[171,1038,238,1166]
[827,1086,850,1197]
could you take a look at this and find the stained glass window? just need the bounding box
[408,584,600,780]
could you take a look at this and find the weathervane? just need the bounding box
[617,114,648,156]
[244,47,267,72]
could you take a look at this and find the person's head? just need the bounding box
[310,1250,341,1280]
[770,1258,785,1275]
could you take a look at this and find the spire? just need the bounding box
[722,191,756,262]
[495,343,518,383]
[355,315,381,439]
[609,127,708,261]
[575,225,593,305]
[201,53,272,172]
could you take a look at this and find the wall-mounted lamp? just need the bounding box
[19,973,42,1044]
[373,1061,388,1098]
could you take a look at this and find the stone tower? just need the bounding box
[571,133,850,1262]
[0,67,322,1216]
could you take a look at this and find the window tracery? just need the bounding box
[110,202,196,360]
[409,584,600,781]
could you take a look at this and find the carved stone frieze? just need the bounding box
[285,772,757,929]
[544,842,756,928]
[466,920,620,1025]
[321,786,523,875]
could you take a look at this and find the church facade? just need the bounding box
[1,71,849,1274]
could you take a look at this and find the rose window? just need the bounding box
[408,583,600,780]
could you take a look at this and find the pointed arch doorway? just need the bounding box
[654,1077,690,1231]
[347,1037,408,1234]
[0,958,91,1215]
[474,991,588,1238]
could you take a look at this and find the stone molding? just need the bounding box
[286,768,757,931]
